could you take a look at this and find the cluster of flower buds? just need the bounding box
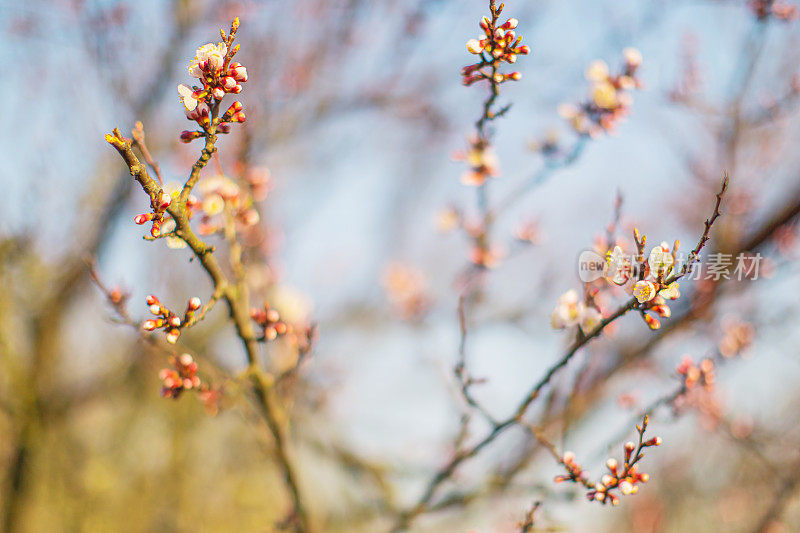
[250,303,291,341]
[718,317,755,358]
[193,174,260,235]
[558,48,642,137]
[453,135,500,187]
[551,289,602,333]
[159,353,201,399]
[134,189,172,237]
[604,233,681,330]
[749,0,799,20]
[177,18,248,141]
[143,294,202,344]
[462,4,529,86]
[677,356,716,391]
[587,417,661,505]
[554,451,589,485]
[382,263,431,321]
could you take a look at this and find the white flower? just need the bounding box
[648,242,674,277]
[202,194,225,216]
[605,245,631,286]
[177,84,199,111]
[188,43,227,77]
[659,282,680,300]
[585,59,609,82]
[551,289,583,329]
[632,280,657,303]
[623,47,642,68]
[580,307,602,333]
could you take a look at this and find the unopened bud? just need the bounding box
[158,192,171,210]
[187,297,201,311]
[166,329,180,344]
[644,436,662,447]
[180,130,203,143]
[466,38,483,54]
[222,76,237,91]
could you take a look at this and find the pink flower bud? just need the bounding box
[502,18,519,30]
[231,65,247,82]
[166,329,180,344]
[168,315,181,328]
[149,304,161,315]
[231,111,246,123]
[134,213,152,225]
[187,297,201,311]
[231,84,242,94]
[644,436,662,447]
[222,77,237,91]
[158,192,171,210]
[179,353,194,366]
[143,319,160,331]
[212,87,225,100]
[180,130,202,143]
[146,295,159,306]
[217,123,231,134]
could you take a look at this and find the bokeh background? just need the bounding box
[2,0,800,531]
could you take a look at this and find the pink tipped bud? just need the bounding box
[146,295,159,306]
[222,76,237,91]
[606,458,618,471]
[502,18,519,30]
[212,87,225,100]
[187,297,201,311]
[180,130,203,143]
[231,84,243,94]
[232,65,247,82]
[466,38,483,54]
[166,329,180,344]
[143,319,161,331]
[134,213,153,225]
[509,71,522,81]
[157,192,171,210]
[644,436,662,447]
[168,315,181,328]
[149,304,161,315]
[231,111,246,123]
[179,353,194,366]
[624,441,636,452]
[518,45,530,55]
[480,16,490,29]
